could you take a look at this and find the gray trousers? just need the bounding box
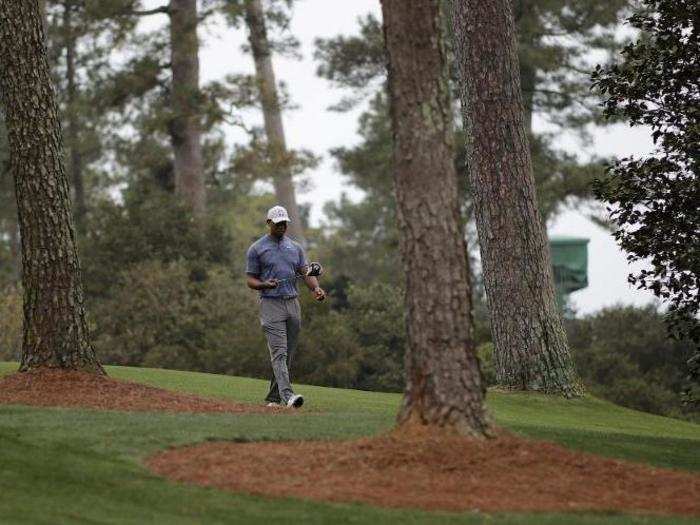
[260,297,301,404]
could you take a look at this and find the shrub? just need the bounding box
[92,261,264,377]
[567,305,698,421]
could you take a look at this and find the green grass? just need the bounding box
[0,362,698,524]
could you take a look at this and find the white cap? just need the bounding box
[267,205,291,223]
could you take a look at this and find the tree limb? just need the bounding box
[131,5,169,16]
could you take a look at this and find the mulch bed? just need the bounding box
[147,426,700,516]
[0,369,272,414]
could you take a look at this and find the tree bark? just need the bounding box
[38,0,48,39]
[0,0,103,373]
[244,0,305,245]
[452,0,581,396]
[63,0,86,233]
[381,0,492,437]
[169,0,205,218]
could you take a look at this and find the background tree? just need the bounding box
[453,0,582,395]
[0,0,102,373]
[241,0,305,243]
[0,115,20,285]
[380,0,491,436]
[312,1,629,318]
[169,0,206,217]
[592,0,699,405]
[314,0,629,223]
[592,0,699,346]
[45,0,135,232]
[88,1,210,217]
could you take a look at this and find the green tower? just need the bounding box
[550,236,589,313]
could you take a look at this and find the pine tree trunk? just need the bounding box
[39,0,48,39]
[381,0,492,437]
[169,0,205,218]
[0,0,103,373]
[9,220,20,282]
[452,0,581,396]
[244,0,305,245]
[64,0,86,233]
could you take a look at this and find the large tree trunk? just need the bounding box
[381,0,492,437]
[244,0,305,245]
[63,0,86,233]
[169,0,205,218]
[0,0,103,373]
[452,0,581,396]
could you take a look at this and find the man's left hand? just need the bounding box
[313,286,326,302]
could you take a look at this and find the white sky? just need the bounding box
[142,0,657,315]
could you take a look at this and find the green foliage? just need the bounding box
[82,191,232,299]
[339,282,405,391]
[592,0,700,347]
[310,3,629,338]
[477,343,497,386]
[80,191,256,374]
[313,14,386,111]
[313,0,629,242]
[511,0,629,128]
[43,0,138,224]
[566,305,698,421]
[467,304,699,421]
[92,261,264,375]
[276,282,405,392]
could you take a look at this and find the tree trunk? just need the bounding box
[9,221,20,282]
[63,0,86,233]
[0,0,103,373]
[244,0,305,245]
[169,0,205,218]
[381,0,492,437]
[39,0,48,39]
[452,0,581,396]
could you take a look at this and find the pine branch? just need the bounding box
[131,6,169,16]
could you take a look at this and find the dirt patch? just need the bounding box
[147,427,700,516]
[0,369,274,414]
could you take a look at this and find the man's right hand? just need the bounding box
[262,278,279,289]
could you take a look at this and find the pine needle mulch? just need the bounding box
[147,426,700,516]
[0,369,274,414]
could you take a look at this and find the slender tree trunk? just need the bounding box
[63,0,86,233]
[452,0,581,396]
[513,1,537,168]
[9,221,20,282]
[244,0,305,245]
[169,0,205,218]
[519,62,536,135]
[381,0,492,437]
[0,0,103,373]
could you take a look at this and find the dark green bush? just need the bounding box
[92,261,264,377]
[566,305,698,421]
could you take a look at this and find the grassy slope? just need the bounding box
[0,362,698,525]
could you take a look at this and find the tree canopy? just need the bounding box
[592,0,699,346]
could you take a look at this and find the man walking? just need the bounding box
[246,205,326,408]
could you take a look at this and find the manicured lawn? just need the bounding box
[0,362,698,524]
